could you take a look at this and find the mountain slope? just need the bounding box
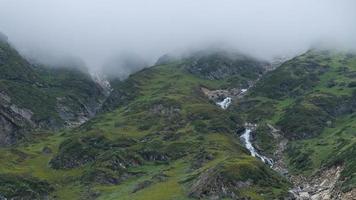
[0,51,291,199]
[0,47,355,199]
[233,49,356,198]
[0,39,108,146]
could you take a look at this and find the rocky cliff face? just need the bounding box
[0,46,355,199]
[0,92,35,145]
[0,37,109,146]
[182,51,267,81]
[0,50,294,199]
[233,50,356,199]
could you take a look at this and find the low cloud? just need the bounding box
[0,0,355,77]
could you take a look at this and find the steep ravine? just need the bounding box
[214,92,352,199]
[239,124,273,166]
[267,124,356,200]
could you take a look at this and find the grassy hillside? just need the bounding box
[2,47,355,199]
[0,40,107,145]
[0,53,290,199]
[234,49,356,192]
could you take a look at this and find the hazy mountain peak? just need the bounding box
[0,32,8,43]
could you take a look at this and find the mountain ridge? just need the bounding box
[0,38,109,146]
[0,40,355,199]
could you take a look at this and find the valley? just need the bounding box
[208,70,353,200]
[0,36,355,200]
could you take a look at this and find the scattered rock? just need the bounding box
[132,180,153,193]
[82,169,132,185]
[150,104,180,117]
[152,172,169,182]
[341,188,356,200]
[299,192,310,199]
[42,146,52,155]
[139,150,169,162]
[288,165,346,200]
[190,150,214,169]
[188,167,250,200]
[0,174,53,200]
[201,87,247,102]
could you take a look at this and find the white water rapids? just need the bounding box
[212,84,338,199]
[240,128,274,166]
[216,88,249,110]
[215,89,274,166]
[240,89,248,94]
[216,97,232,109]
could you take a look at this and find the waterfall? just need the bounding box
[216,97,232,110]
[240,128,274,166]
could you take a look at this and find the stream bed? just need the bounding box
[240,127,274,166]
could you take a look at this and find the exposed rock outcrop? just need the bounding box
[81,169,133,185]
[188,168,250,200]
[0,37,110,146]
[183,51,266,80]
[201,87,241,102]
[0,174,53,200]
[0,92,35,146]
[288,165,351,200]
[264,124,354,200]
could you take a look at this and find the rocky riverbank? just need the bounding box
[211,89,354,199]
[266,124,355,200]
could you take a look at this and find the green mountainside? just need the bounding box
[0,39,355,200]
[234,50,356,194]
[0,39,108,146]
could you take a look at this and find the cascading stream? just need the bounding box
[216,97,232,109]
[215,88,274,166]
[240,127,273,166]
[213,73,335,199]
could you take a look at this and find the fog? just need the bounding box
[0,0,355,77]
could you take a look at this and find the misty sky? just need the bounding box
[0,0,356,74]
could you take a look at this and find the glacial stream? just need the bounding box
[216,93,274,166]
[216,97,232,110]
[240,128,273,166]
[213,83,342,199]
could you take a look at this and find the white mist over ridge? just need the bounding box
[0,0,355,78]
